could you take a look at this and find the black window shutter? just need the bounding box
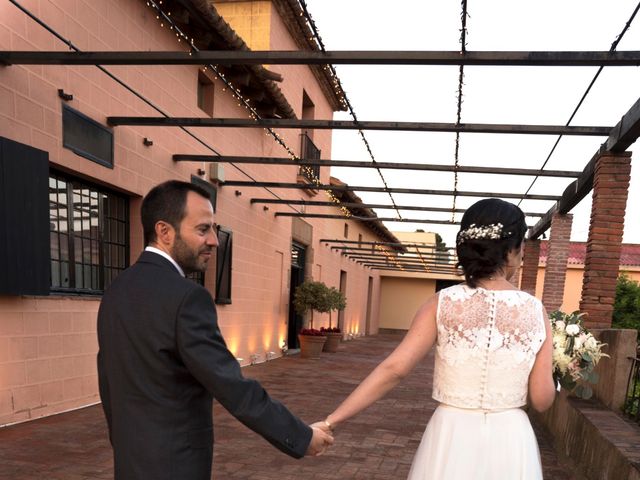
[215,226,232,304]
[0,137,50,295]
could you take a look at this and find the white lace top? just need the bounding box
[432,284,546,410]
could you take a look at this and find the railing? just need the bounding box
[623,355,640,423]
[299,132,321,182]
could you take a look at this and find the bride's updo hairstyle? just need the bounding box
[456,198,527,288]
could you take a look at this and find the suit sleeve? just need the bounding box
[175,286,312,458]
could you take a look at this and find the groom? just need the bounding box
[97,180,332,480]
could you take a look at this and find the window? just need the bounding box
[197,71,215,116]
[299,132,321,182]
[299,90,320,183]
[186,176,217,286]
[49,171,129,294]
[358,233,363,246]
[62,105,114,168]
[215,226,232,304]
[344,223,349,239]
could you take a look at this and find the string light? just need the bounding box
[451,0,469,221]
[297,0,402,221]
[145,0,356,217]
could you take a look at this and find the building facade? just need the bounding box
[0,0,395,426]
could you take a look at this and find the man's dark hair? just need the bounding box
[141,180,211,245]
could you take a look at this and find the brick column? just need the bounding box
[580,152,632,328]
[541,213,573,312]
[520,239,541,295]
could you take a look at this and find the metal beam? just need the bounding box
[349,258,455,266]
[357,261,457,270]
[359,262,457,270]
[335,251,455,260]
[606,97,640,152]
[176,155,582,178]
[367,266,460,274]
[339,248,455,255]
[274,212,460,225]
[529,97,640,239]
[319,239,457,250]
[224,181,561,201]
[4,50,640,66]
[332,248,454,257]
[109,117,611,136]
[250,198,546,217]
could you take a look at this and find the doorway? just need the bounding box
[365,276,373,335]
[338,270,347,332]
[287,243,306,349]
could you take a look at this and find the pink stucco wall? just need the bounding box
[0,0,383,425]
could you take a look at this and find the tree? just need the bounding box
[293,280,330,331]
[612,273,640,332]
[326,287,347,330]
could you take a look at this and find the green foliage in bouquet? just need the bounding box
[550,310,608,400]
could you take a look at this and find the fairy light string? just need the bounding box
[298,0,403,221]
[451,0,468,222]
[517,0,640,207]
[146,0,351,216]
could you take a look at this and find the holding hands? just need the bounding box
[305,419,336,456]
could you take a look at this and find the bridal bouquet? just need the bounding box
[550,310,608,399]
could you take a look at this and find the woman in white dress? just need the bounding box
[321,198,556,479]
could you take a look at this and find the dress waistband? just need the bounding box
[438,403,522,415]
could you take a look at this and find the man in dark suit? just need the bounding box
[97,180,332,480]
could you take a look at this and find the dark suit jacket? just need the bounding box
[97,251,312,480]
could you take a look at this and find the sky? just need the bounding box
[303,0,640,247]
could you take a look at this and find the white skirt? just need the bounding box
[407,404,543,480]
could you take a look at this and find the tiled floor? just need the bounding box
[0,333,576,479]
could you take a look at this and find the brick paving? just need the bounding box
[0,333,576,479]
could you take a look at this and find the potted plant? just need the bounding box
[321,287,347,353]
[293,280,329,358]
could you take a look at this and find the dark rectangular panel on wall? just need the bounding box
[215,226,232,304]
[62,104,114,168]
[0,137,50,295]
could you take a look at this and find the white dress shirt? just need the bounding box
[145,246,185,277]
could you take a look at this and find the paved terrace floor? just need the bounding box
[0,333,576,479]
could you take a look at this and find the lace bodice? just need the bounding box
[432,284,546,410]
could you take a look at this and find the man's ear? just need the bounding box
[154,221,175,247]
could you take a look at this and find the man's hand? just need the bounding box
[305,425,334,456]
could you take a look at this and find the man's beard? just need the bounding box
[171,233,212,274]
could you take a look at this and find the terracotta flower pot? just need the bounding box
[298,334,327,359]
[322,332,342,353]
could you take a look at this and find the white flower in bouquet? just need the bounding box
[549,310,609,399]
[565,324,580,336]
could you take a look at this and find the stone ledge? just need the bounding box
[533,393,640,480]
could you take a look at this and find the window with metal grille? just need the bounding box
[215,226,232,304]
[49,171,129,294]
[299,132,321,182]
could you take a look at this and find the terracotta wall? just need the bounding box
[378,276,438,330]
[534,266,640,313]
[0,0,382,425]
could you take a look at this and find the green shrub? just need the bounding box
[612,273,640,332]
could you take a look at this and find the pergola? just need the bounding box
[3,0,638,326]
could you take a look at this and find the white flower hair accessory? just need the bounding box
[457,223,511,244]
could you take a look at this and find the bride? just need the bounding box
[322,198,555,479]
